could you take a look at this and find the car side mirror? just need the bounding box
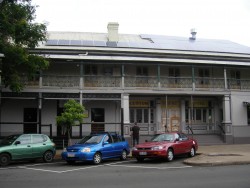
[175,138,179,142]
[15,141,21,145]
[145,140,148,142]
[103,141,109,145]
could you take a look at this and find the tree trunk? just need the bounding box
[67,129,72,146]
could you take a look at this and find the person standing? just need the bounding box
[131,122,140,147]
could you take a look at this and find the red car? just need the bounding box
[132,132,198,162]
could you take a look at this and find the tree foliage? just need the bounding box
[0,0,49,92]
[56,99,86,145]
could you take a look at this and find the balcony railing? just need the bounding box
[161,77,193,89]
[84,75,121,88]
[124,76,158,88]
[20,75,250,91]
[42,75,79,88]
[195,77,225,90]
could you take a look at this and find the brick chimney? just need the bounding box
[107,22,119,42]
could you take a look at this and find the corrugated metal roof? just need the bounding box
[44,31,250,55]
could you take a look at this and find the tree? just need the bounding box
[0,0,49,92]
[56,99,86,146]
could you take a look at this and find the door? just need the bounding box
[31,134,50,158]
[23,108,37,134]
[101,135,115,158]
[91,108,105,132]
[11,135,33,160]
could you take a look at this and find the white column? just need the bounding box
[224,68,228,90]
[222,94,233,143]
[121,93,130,123]
[181,99,186,132]
[155,98,162,132]
[223,95,231,123]
[79,91,82,106]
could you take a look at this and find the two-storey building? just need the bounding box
[1,23,250,144]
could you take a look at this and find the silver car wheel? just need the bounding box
[120,150,127,160]
[93,152,102,165]
[189,147,195,157]
[167,149,174,161]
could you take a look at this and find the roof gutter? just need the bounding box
[45,54,250,66]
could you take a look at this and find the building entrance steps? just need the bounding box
[191,134,225,145]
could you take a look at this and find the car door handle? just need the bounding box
[43,143,46,145]
[27,145,31,147]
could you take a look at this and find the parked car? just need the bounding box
[132,132,198,162]
[0,134,56,166]
[61,132,130,165]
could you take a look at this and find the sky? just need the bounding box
[32,0,250,47]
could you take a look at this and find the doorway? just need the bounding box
[23,108,37,133]
[91,108,105,132]
[57,107,64,136]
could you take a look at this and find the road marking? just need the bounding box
[1,160,192,173]
[59,165,104,173]
[0,166,20,170]
[18,162,65,167]
[107,164,193,170]
[18,166,62,173]
[17,162,105,174]
[106,160,193,169]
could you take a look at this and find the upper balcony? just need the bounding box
[19,74,250,92]
[13,63,250,93]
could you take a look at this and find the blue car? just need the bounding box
[61,132,130,165]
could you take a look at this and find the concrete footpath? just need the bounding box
[184,144,250,166]
[55,144,250,166]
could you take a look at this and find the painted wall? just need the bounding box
[231,93,249,126]
[1,99,37,135]
[41,100,57,136]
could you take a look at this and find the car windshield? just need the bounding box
[0,135,20,146]
[78,135,103,144]
[150,134,174,142]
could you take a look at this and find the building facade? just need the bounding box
[1,23,250,144]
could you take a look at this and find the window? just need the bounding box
[144,109,149,123]
[198,68,209,85]
[130,109,135,123]
[192,108,208,123]
[103,135,112,143]
[136,67,148,86]
[196,109,202,121]
[179,133,188,141]
[136,109,142,123]
[136,67,148,76]
[111,135,122,143]
[17,135,31,145]
[230,70,241,87]
[104,67,113,76]
[130,109,151,123]
[169,68,180,84]
[85,65,97,75]
[231,70,240,80]
[150,109,154,123]
[33,135,47,143]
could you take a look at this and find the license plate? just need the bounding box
[67,153,75,157]
[139,152,147,155]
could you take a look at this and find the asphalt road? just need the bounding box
[0,158,250,188]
